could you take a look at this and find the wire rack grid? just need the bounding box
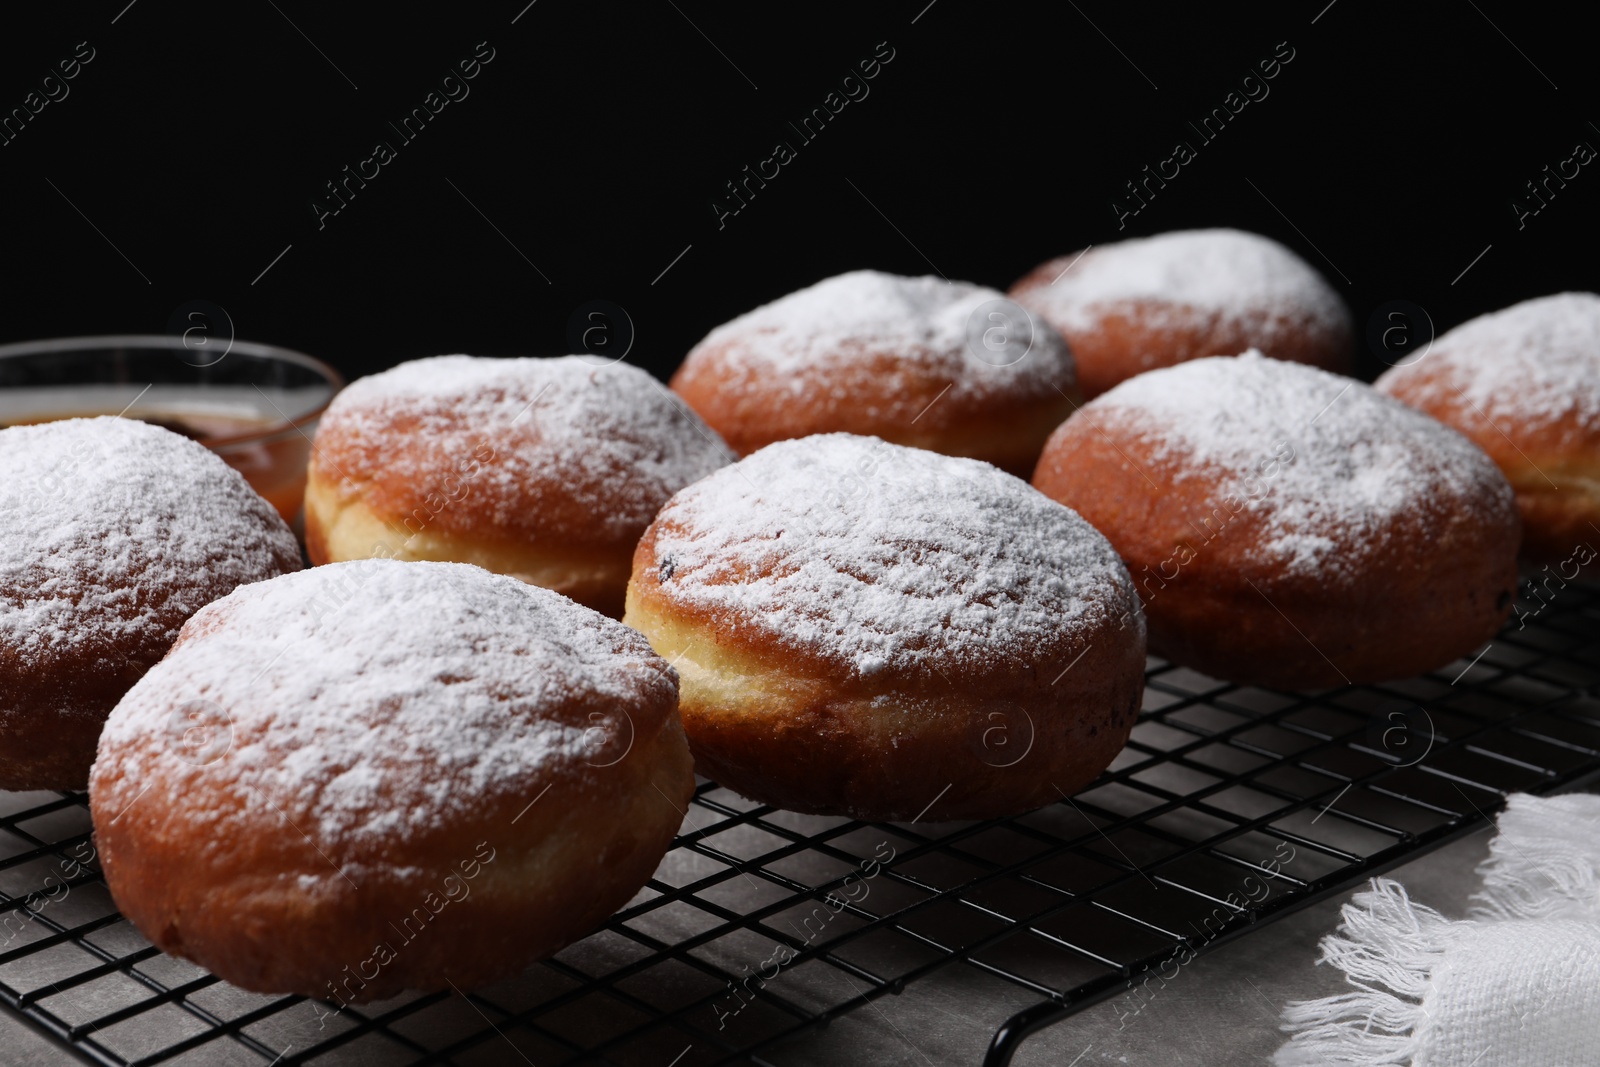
[3,579,1599,1067]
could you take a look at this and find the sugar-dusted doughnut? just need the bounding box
[1,417,300,789]
[624,433,1145,821]
[671,271,1080,476]
[1033,352,1519,687]
[90,559,693,1001]
[304,355,730,617]
[1011,229,1352,399]
[1376,292,1600,565]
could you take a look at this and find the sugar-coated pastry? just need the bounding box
[1375,292,1600,565]
[670,271,1080,477]
[0,417,301,790]
[1032,352,1520,688]
[90,559,693,1002]
[624,433,1145,821]
[1011,228,1352,399]
[304,355,730,617]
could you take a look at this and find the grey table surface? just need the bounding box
[0,824,1493,1067]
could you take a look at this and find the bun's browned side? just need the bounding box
[1032,411,1519,688]
[303,356,728,617]
[1,418,302,790]
[670,342,1078,478]
[1011,268,1352,400]
[624,510,1145,822]
[91,701,691,999]
[89,561,695,1000]
[1378,360,1600,564]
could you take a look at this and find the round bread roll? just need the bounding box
[90,559,693,1002]
[1032,352,1520,688]
[670,271,1080,477]
[1011,228,1353,400]
[624,433,1146,821]
[1375,292,1600,565]
[1,417,301,790]
[304,355,730,617]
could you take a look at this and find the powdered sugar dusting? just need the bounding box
[0,417,300,689]
[1376,292,1600,430]
[95,560,676,853]
[1091,352,1515,579]
[1016,229,1348,341]
[649,434,1138,677]
[318,355,730,539]
[686,270,1075,399]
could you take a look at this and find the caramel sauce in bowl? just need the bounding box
[0,337,343,529]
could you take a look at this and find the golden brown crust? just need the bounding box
[303,481,630,616]
[624,522,1145,822]
[92,714,691,1000]
[1,625,166,789]
[1378,361,1600,564]
[89,562,695,1000]
[309,406,612,547]
[303,356,728,616]
[0,699,119,791]
[0,418,302,791]
[1032,412,1520,688]
[1007,277,1353,400]
[669,344,1079,478]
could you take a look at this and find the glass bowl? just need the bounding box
[0,335,343,526]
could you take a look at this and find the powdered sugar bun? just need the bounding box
[1033,352,1519,687]
[304,355,731,616]
[624,433,1146,821]
[1375,292,1600,563]
[0,416,301,789]
[1011,228,1352,399]
[670,270,1081,476]
[90,559,693,1001]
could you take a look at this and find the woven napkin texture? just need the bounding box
[1274,792,1600,1066]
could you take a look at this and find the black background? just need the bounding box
[2,0,1595,386]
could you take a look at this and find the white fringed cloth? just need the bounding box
[1275,792,1600,1066]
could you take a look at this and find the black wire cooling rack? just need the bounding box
[4,578,1600,1067]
